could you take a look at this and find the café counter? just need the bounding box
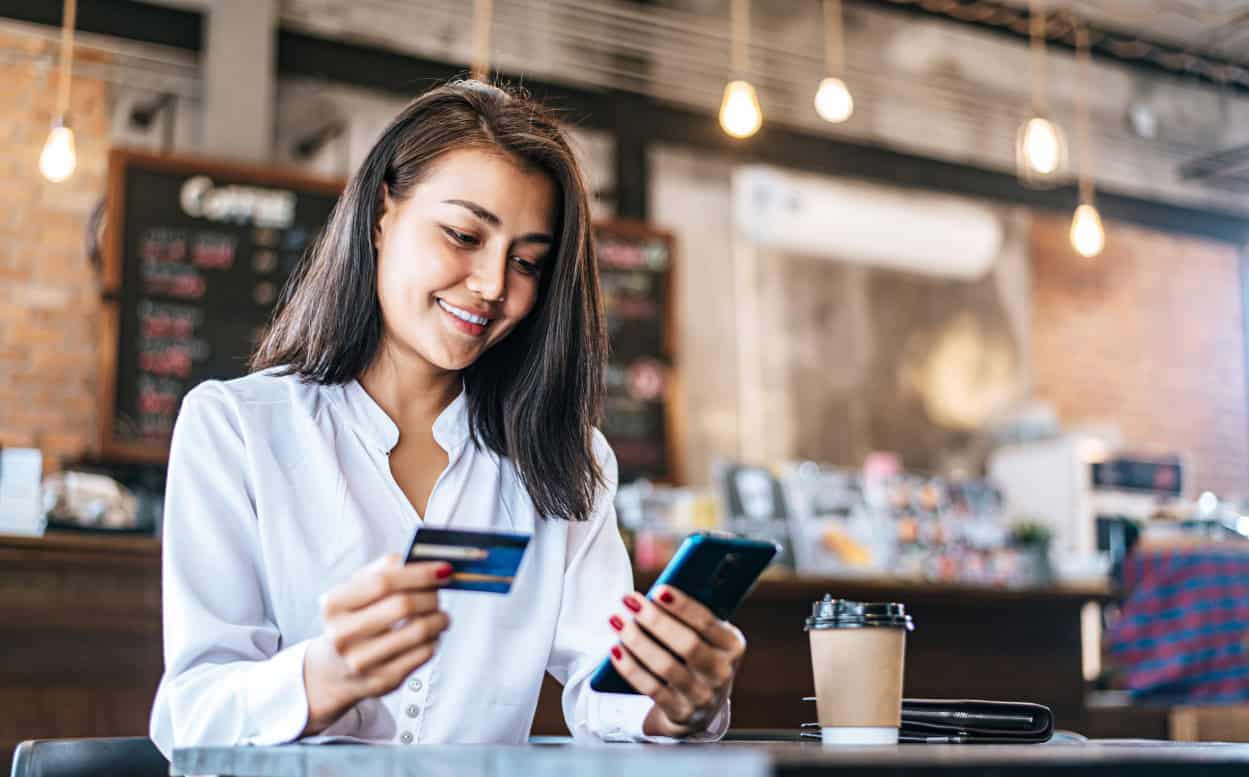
[0,533,1109,773]
[531,571,1111,738]
[0,533,162,776]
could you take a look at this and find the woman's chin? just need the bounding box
[428,343,487,373]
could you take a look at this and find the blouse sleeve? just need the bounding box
[545,431,730,743]
[148,382,326,757]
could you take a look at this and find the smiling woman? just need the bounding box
[252,81,605,523]
[149,80,746,756]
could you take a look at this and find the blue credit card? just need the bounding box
[404,526,531,594]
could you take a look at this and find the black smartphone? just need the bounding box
[589,532,779,694]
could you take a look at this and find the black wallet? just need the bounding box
[899,699,1054,744]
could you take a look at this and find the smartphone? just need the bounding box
[588,532,779,694]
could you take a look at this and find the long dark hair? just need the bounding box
[253,80,607,521]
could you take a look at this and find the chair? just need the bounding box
[10,738,168,777]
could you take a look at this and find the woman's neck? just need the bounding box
[358,343,461,430]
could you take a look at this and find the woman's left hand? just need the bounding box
[608,586,747,738]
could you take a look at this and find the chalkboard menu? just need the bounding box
[98,148,342,462]
[595,220,678,483]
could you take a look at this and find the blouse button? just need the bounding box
[399,731,414,744]
[407,678,423,692]
[405,704,420,718]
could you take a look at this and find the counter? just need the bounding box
[534,571,1110,737]
[0,533,162,776]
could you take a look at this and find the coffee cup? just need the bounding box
[804,595,913,745]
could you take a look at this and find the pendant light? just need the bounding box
[815,0,853,123]
[1070,22,1105,258]
[39,0,77,183]
[470,0,493,81]
[720,0,762,139]
[1015,0,1067,186]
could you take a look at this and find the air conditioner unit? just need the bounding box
[732,165,1003,279]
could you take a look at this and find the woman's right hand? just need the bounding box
[302,553,453,735]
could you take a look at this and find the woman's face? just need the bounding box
[374,148,557,374]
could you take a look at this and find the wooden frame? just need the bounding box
[593,218,682,485]
[97,147,344,463]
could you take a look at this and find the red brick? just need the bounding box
[1032,212,1249,497]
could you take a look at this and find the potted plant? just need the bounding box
[1010,519,1054,586]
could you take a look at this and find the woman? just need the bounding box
[149,80,746,754]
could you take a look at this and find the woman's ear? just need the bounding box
[373,183,393,250]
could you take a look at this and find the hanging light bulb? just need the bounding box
[720,80,763,138]
[1069,23,1104,258]
[1015,0,1067,186]
[814,78,854,124]
[815,78,854,123]
[815,0,853,123]
[1070,203,1105,258]
[39,118,76,183]
[720,0,761,139]
[1018,116,1063,176]
[41,0,77,183]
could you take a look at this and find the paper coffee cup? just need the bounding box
[805,595,913,746]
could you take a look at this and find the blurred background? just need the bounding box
[5,0,1249,764]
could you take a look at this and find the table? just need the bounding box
[173,740,1249,776]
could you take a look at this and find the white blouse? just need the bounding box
[148,370,728,757]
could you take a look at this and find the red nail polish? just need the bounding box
[623,595,642,613]
[659,589,675,605]
[609,615,625,631]
[611,645,623,660]
[436,564,453,579]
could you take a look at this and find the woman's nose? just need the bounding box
[466,249,507,302]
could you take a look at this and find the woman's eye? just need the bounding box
[511,257,541,276]
[443,227,480,247]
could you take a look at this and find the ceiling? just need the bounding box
[1008,0,1249,64]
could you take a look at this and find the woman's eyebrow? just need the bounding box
[443,199,500,226]
[443,199,552,245]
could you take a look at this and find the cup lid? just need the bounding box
[804,594,914,631]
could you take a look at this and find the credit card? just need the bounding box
[404,526,531,594]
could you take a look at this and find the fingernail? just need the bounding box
[611,645,623,660]
[623,595,642,613]
[436,564,453,579]
[609,615,625,631]
[659,589,675,605]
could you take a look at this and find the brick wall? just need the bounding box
[0,29,110,472]
[1031,212,1249,497]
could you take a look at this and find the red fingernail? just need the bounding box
[659,589,675,605]
[623,595,642,613]
[611,645,623,660]
[436,564,453,579]
[609,615,625,631]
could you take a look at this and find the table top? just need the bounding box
[173,739,1249,777]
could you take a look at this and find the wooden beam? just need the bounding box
[0,0,201,51]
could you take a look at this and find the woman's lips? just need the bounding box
[437,298,490,337]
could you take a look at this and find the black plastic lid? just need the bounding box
[804,594,914,631]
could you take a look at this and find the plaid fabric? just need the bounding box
[1106,546,1249,703]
